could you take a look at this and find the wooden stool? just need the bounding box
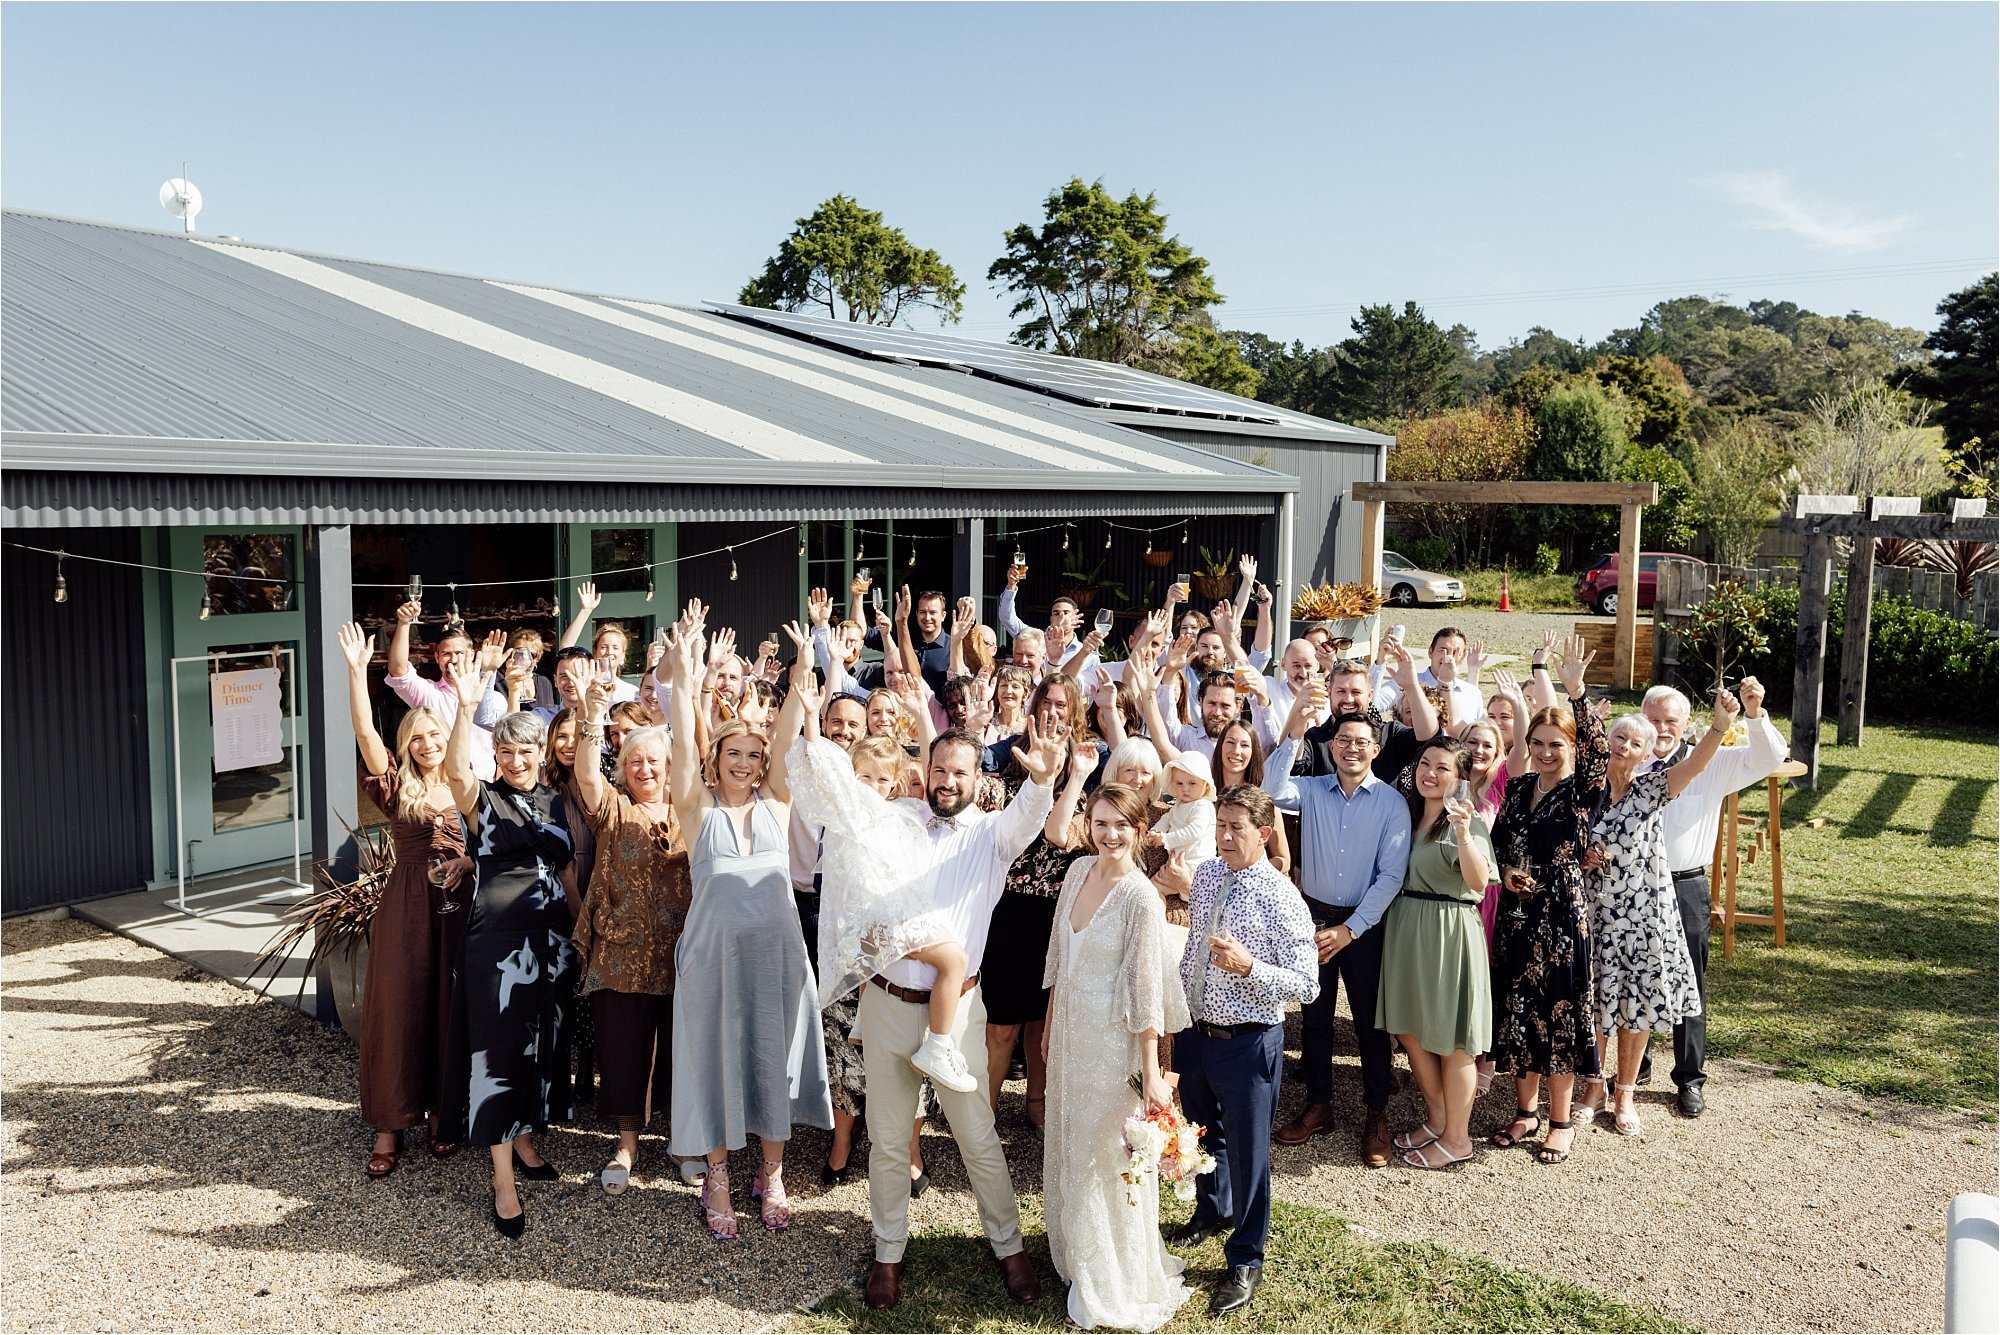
[1708,759,1809,958]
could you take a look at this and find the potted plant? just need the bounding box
[1676,582,1768,741]
[1057,548,1126,610]
[1192,546,1235,601]
[249,814,392,1038]
[1291,581,1387,651]
[1141,544,1176,570]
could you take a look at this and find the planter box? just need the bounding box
[1057,583,1099,610]
[321,936,369,1040]
[1192,573,1232,602]
[1328,613,1381,658]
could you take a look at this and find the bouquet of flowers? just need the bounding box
[1120,1075,1217,1206]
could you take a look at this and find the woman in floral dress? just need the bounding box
[1487,636,1603,1166]
[1583,689,1736,1137]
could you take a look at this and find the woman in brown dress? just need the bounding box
[337,623,471,1178]
[570,680,693,1195]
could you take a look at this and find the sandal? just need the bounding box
[699,1161,738,1241]
[1392,1122,1443,1152]
[1537,1119,1575,1165]
[1487,1109,1540,1149]
[1475,1063,1495,1097]
[426,1117,458,1159]
[365,1131,399,1178]
[1573,1078,1605,1127]
[1400,1141,1472,1170]
[601,1159,631,1195]
[752,1157,792,1231]
[1613,1083,1643,1137]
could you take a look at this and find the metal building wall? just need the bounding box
[1135,429,1385,587]
[2,528,156,912]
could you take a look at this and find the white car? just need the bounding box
[1378,550,1466,607]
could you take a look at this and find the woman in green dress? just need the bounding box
[1376,735,1493,1169]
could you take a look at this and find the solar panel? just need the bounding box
[705,301,1285,425]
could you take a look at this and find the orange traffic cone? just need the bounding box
[1497,572,1514,613]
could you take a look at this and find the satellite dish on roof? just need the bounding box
[160,177,203,233]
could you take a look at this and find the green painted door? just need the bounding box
[165,527,309,880]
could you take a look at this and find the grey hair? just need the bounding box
[1641,685,1691,717]
[1103,738,1164,802]
[492,710,548,749]
[1607,712,1659,754]
[1013,626,1046,648]
[615,724,669,774]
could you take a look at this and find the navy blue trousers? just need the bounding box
[1174,1022,1283,1269]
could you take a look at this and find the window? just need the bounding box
[203,533,295,614]
[590,528,654,594]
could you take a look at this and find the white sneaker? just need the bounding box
[911,1031,978,1093]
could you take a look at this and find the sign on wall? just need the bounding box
[211,667,283,773]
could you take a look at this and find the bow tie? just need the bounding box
[927,815,958,833]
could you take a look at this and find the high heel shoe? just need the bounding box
[752,1157,792,1231]
[699,1162,739,1241]
[513,1149,559,1181]
[821,1155,852,1187]
[365,1131,400,1179]
[492,1189,526,1239]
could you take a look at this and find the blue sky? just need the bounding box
[5,2,1994,351]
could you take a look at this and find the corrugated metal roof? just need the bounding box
[3,469,1278,528]
[1,210,1306,499]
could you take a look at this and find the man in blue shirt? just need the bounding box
[1264,699,1413,1168]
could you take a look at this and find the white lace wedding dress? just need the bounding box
[784,736,950,1007]
[1042,856,1193,1332]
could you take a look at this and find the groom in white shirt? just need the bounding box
[861,722,1065,1311]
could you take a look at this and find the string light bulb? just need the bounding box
[53,553,68,604]
[199,591,213,620]
[908,546,917,568]
[644,575,655,602]
[1182,523,1190,545]
[448,583,460,621]
[1104,528,1113,550]
[1145,537,1153,555]
[728,548,739,582]
[1062,526,1070,551]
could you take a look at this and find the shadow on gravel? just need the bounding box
[0,921,871,1322]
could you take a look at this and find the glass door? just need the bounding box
[166,528,309,882]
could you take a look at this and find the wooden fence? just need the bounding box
[1651,558,1999,688]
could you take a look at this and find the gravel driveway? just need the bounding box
[5,915,1988,1332]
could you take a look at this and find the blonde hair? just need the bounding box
[849,733,908,774]
[701,718,769,789]
[392,707,449,824]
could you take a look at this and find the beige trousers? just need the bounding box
[858,982,1023,1264]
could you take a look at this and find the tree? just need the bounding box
[1485,326,1590,392]
[1592,354,1696,460]
[1528,379,1632,563]
[1385,406,1534,566]
[1619,445,1700,551]
[988,178,1224,378]
[1175,320,1260,397]
[1904,273,1997,495]
[1788,380,1948,503]
[1325,302,1463,422]
[740,194,964,326]
[1690,416,1788,565]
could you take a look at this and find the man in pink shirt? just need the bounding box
[383,600,496,780]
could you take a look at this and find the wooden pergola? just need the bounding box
[1778,494,1997,789]
[1350,480,1661,688]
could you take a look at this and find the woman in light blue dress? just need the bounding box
[665,612,832,1241]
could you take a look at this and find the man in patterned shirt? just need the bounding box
[1168,785,1320,1317]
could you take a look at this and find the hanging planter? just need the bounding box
[1141,548,1176,569]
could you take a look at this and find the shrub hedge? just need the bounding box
[1693,585,1998,727]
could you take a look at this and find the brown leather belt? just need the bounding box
[869,971,980,1005]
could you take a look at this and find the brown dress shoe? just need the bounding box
[1274,1102,1337,1146]
[997,1251,1041,1304]
[864,1261,903,1310]
[1361,1108,1392,1168]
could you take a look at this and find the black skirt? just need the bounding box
[981,892,1058,1025]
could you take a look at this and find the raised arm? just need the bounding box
[997,569,1032,638]
[1232,553,1258,622]
[1558,634,1608,797]
[573,677,614,816]
[1249,581,1276,666]
[558,580,602,650]
[1059,627,1107,681]
[1489,667,1532,776]
[665,608,708,826]
[385,599,421,679]
[1524,629,1562,712]
[948,597,976,678]
[760,623,816,804]
[1387,639,1439,741]
[1666,687,1740,800]
[893,585,919,680]
[337,623,393,777]
[1045,741,1098,848]
[1126,658,1180,763]
[443,663,486,816]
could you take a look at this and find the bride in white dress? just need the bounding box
[1042,779,1192,1332]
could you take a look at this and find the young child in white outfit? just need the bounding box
[1146,750,1218,863]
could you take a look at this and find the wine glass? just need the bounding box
[429,854,462,915]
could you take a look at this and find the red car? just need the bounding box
[1575,552,1675,616]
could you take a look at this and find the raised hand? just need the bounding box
[1465,638,1487,682]
[1558,633,1593,696]
[1739,675,1767,717]
[895,584,912,624]
[682,597,710,632]
[1210,601,1235,638]
[1238,553,1258,581]
[582,677,615,720]
[1012,716,1065,785]
[336,622,374,672]
[1489,666,1521,699]
[1253,580,1273,606]
[1535,628,1558,664]
[645,634,667,672]
[576,580,602,614]
[707,626,737,668]
[952,597,976,641]
[394,599,423,626]
[476,630,508,675]
[1444,794,1475,832]
[447,661,485,708]
[1123,654,1156,694]
[1005,562,1024,589]
[1712,685,1741,728]
[807,586,834,628]
[1162,631,1195,674]
[1070,737,1101,783]
[779,621,816,687]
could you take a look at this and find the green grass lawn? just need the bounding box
[1451,569,1580,612]
[790,1192,1687,1334]
[1709,714,1998,1110]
